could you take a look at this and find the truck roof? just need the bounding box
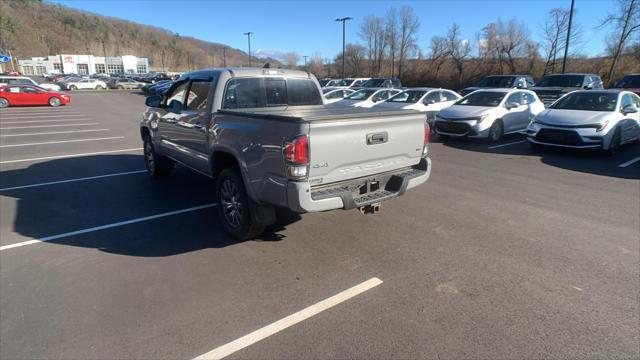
[183,67,313,79]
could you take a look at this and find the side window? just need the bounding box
[424,91,441,104]
[506,92,523,106]
[222,78,266,109]
[186,80,212,111]
[21,87,38,94]
[633,95,640,108]
[7,86,21,93]
[525,93,537,104]
[594,77,603,88]
[371,91,386,102]
[166,82,189,110]
[442,91,459,102]
[620,94,633,111]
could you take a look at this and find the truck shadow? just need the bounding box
[435,133,640,180]
[1,155,301,257]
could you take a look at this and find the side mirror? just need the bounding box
[622,105,639,115]
[506,102,519,110]
[145,95,163,108]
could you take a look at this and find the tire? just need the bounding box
[488,120,504,142]
[95,85,104,90]
[0,98,8,108]
[606,128,621,156]
[117,85,124,90]
[216,168,265,240]
[143,136,174,178]
[48,97,61,107]
[69,85,77,91]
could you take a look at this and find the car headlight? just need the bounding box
[475,114,489,123]
[595,121,609,132]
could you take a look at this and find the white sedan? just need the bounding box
[323,88,356,104]
[326,88,402,108]
[434,89,545,141]
[374,87,462,125]
[64,78,107,91]
[0,76,61,92]
[526,90,640,154]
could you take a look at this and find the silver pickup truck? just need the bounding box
[141,68,431,239]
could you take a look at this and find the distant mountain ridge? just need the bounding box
[0,0,281,71]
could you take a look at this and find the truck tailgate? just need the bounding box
[308,112,426,185]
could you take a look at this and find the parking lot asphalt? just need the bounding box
[1,91,638,359]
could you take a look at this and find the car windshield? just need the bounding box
[613,75,640,88]
[536,75,584,87]
[387,90,426,103]
[455,91,505,107]
[361,78,385,87]
[345,89,376,100]
[477,76,515,88]
[550,92,618,112]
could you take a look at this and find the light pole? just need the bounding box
[303,55,308,69]
[244,32,254,67]
[335,17,352,79]
[561,0,575,74]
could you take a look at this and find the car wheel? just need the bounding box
[117,85,124,90]
[143,135,174,178]
[0,98,9,108]
[95,85,104,90]
[216,168,265,240]
[488,120,504,142]
[606,127,621,156]
[48,97,61,107]
[69,85,77,91]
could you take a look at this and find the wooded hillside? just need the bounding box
[0,0,279,71]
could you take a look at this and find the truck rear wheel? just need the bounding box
[143,135,174,178]
[216,168,265,240]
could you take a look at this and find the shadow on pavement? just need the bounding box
[436,133,640,180]
[1,155,301,256]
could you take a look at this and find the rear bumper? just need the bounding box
[287,157,432,212]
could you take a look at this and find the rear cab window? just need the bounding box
[222,77,322,109]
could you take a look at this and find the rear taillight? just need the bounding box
[424,123,430,145]
[423,123,430,156]
[283,135,309,179]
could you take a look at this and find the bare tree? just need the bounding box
[445,23,471,87]
[427,36,448,78]
[282,52,301,69]
[306,52,326,78]
[601,0,640,84]
[499,19,531,73]
[385,7,399,77]
[397,6,420,80]
[541,8,583,75]
[345,43,366,76]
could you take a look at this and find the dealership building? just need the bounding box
[18,54,149,75]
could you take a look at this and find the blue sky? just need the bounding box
[49,0,615,62]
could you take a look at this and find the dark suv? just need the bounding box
[610,74,640,96]
[460,75,534,96]
[530,73,603,106]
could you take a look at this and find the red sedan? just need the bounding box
[0,85,70,107]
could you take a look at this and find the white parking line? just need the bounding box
[0,147,142,164]
[193,277,383,360]
[0,170,147,191]
[488,140,527,149]
[0,123,99,130]
[0,118,92,124]
[0,136,124,148]
[0,203,217,251]
[0,114,84,119]
[0,129,110,137]
[619,156,640,168]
